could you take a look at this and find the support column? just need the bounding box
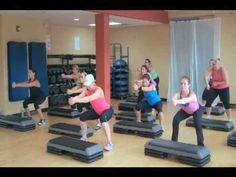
[95,14,110,103]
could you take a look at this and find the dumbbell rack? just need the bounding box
[47,54,96,108]
[48,66,74,107]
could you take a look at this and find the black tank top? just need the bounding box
[30,86,44,98]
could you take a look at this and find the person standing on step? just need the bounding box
[12,69,47,127]
[68,74,114,151]
[133,74,164,131]
[171,75,204,146]
[205,58,232,122]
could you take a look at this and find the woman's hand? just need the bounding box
[133,84,139,91]
[61,73,66,78]
[68,97,76,105]
[67,89,72,95]
[12,82,16,88]
[172,99,178,107]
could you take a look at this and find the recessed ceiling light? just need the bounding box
[74,18,79,21]
[88,22,122,27]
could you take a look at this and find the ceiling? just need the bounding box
[0,10,162,28]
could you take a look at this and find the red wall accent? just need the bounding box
[91,10,169,24]
[95,14,111,103]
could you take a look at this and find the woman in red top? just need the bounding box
[205,58,232,121]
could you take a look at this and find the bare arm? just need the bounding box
[204,69,212,86]
[141,84,155,92]
[67,85,84,95]
[62,73,79,80]
[12,80,39,88]
[172,92,197,106]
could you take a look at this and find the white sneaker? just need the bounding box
[95,123,102,131]
[80,137,88,142]
[228,118,233,122]
[104,143,113,151]
[38,119,46,127]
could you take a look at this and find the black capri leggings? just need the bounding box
[205,87,230,109]
[135,100,163,113]
[171,106,204,146]
[23,95,46,110]
[80,107,114,123]
[202,87,213,101]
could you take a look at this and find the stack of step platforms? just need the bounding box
[145,138,211,167]
[115,111,155,123]
[227,131,236,147]
[186,118,234,132]
[0,115,35,132]
[113,120,163,138]
[47,108,81,118]
[47,136,103,163]
[48,123,94,138]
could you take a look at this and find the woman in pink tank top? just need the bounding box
[171,76,204,146]
[205,58,232,122]
[68,74,114,151]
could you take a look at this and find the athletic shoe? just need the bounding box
[104,143,113,151]
[38,119,46,127]
[80,137,88,142]
[95,123,102,131]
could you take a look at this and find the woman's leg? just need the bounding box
[171,110,190,142]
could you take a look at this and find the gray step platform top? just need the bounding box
[145,138,210,160]
[116,111,155,122]
[187,117,234,127]
[117,111,151,117]
[48,108,81,117]
[114,120,161,132]
[47,136,103,156]
[0,115,35,126]
[49,123,93,136]
[228,131,236,140]
[119,102,136,106]
[203,106,225,115]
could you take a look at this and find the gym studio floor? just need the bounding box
[0,99,235,167]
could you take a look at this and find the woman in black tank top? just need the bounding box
[12,69,46,127]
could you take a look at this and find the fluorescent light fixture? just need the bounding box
[88,21,121,27]
[88,23,96,27]
[73,18,79,21]
[109,22,121,25]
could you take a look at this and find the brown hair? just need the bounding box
[141,65,150,73]
[181,75,191,84]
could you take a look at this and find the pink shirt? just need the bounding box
[86,87,110,115]
[180,91,199,115]
[211,67,229,89]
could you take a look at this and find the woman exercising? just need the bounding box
[205,58,232,121]
[202,59,214,106]
[144,58,160,92]
[61,64,83,87]
[67,73,102,130]
[171,76,204,146]
[12,69,47,127]
[134,74,164,131]
[68,74,114,151]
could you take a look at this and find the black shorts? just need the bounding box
[135,100,162,113]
